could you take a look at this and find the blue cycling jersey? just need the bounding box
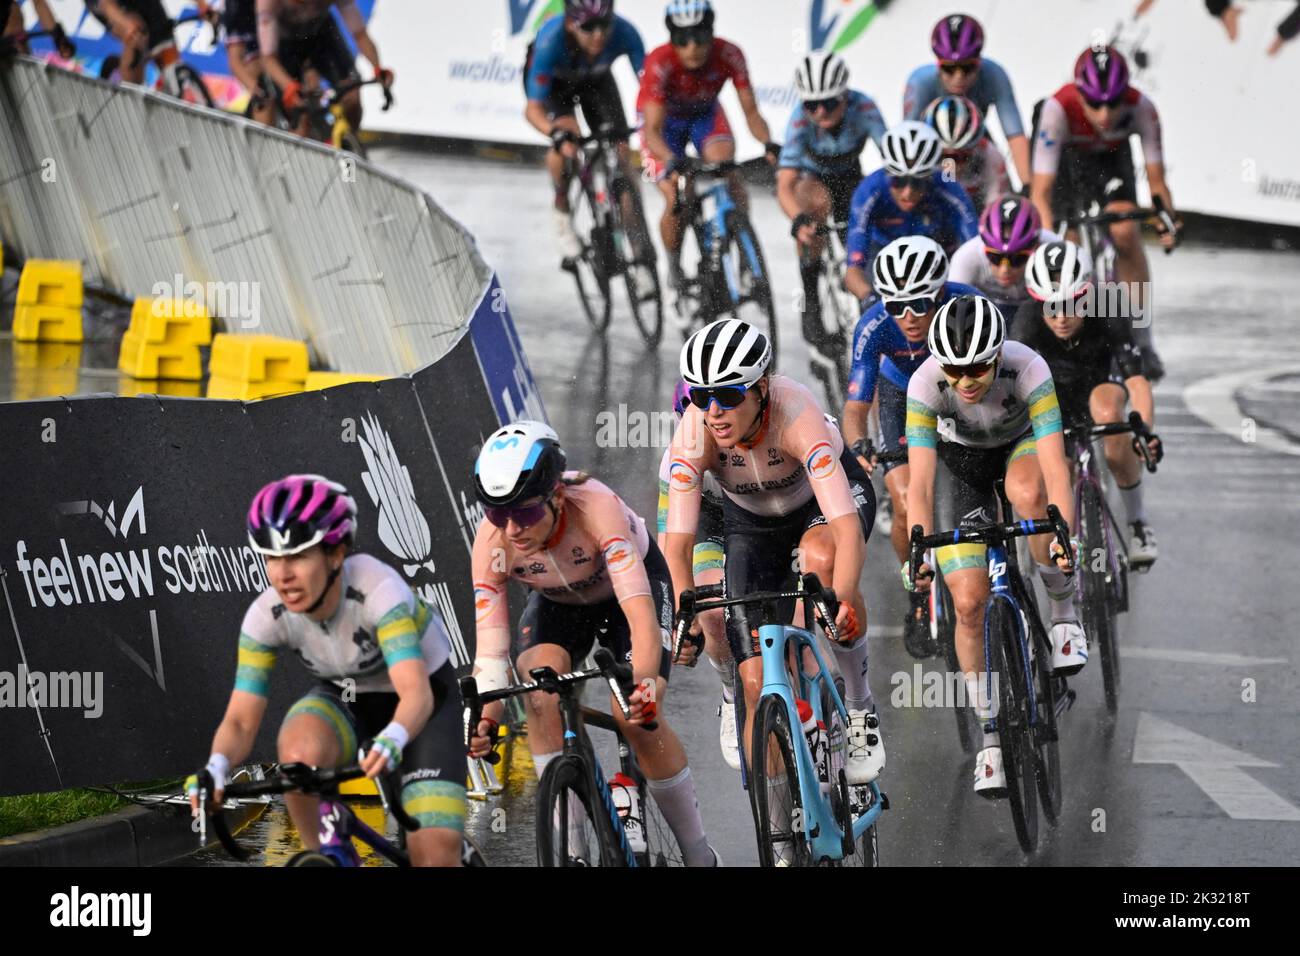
[777,90,886,179]
[847,281,981,402]
[902,57,1025,139]
[525,14,645,103]
[846,169,978,275]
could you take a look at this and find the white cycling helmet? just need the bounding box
[872,236,949,301]
[680,318,772,388]
[1025,239,1093,304]
[665,0,713,28]
[923,95,984,151]
[795,50,850,102]
[928,294,1005,366]
[879,121,943,178]
[474,421,567,507]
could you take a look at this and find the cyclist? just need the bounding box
[216,0,277,125]
[903,295,1082,795]
[187,475,466,866]
[777,49,885,404]
[840,236,978,658]
[524,0,651,281]
[844,121,978,306]
[256,0,392,135]
[903,14,1031,188]
[466,421,720,867]
[638,0,777,305]
[1030,45,1179,380]
[84,0,177,82]
[657,380,738,769]
[0,1,76,58]
[949,194,1069,323]
[922,94,1009,212]
[664,318,884,787]
[1017,240,1163,567]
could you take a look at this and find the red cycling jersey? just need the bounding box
[637,38,751,118]
[1033,83,1163,175]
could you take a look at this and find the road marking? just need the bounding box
[1125,646,1289,667]
[1133,712,1300,822]
[1183,365,1300,456]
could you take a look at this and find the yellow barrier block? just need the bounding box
[128,297,213,346]
[14,260,84,343]
[117,330,203,381]
[11,343,81,400]
[209,334,309,384]
[206,375,304,401]
[303,371,386,391]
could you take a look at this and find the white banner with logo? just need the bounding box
[367,0,1300,227]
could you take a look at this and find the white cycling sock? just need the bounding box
[1118,481,1146,526]
[965,672,997,725]
[1037,562,1077,622]
[709,652,735,701]
[647,766,712,867]
[532,749,561,780]
[830,635,874,712]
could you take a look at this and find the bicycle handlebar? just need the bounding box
[1067,194,1181,255]
[908,504,1073,586]
[675,573,844,643]
[459,647,656,762]
[1067,410,1158,473]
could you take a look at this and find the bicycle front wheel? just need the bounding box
[751,694,812,867]
[535,755,627,867]
[285,850,339,867]
[722,212,780,371]
[935,570,976,754]
[569,182,614,333]
[171,63,215,108]
[821,678,878,867]
[988,599,1038,853]
[1080,483,1121,713]
[610,177,663,348]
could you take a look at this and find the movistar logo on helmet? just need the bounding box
[491,436,521,451]
[808,0,880,54]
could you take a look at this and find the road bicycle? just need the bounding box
[675,573,886,866]
[1067,410,1158,714]
[561,124,663,345]
[198,758,486,867]
[671,159,779,365]
[909,486,1077,853]
[460,647,682,867]
[291,75,393,157]
[98,11,215,108]
[802,220,858,413]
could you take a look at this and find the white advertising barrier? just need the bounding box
[368,0,1300,228]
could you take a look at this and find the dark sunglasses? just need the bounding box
[577,16,613,33]
[889,174,930,192]
[939,60,979,76]
[804,95,844,114]
[485,494,553,529]
[670,27,713,47]
[1082,94,1123,111]
[689,383,751,410]
[884,296,936,317]
[940,361,995,380]
[984,248,1032,268]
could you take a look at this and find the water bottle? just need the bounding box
[796,699,830,799]
[609,772,647,855]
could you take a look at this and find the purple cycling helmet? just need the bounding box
[566,0,615,20]
[1074,46,1129,104]
[672,379,692,418]
[979,196,1041,255]
[931,14,984,61]
[248,474,357,557]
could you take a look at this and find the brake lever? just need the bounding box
[459,675,500,766]
[1045,504,1074,574]
[672,589,702,666]
[594,647,657,732]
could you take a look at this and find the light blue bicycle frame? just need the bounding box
[755,620,884,862]
[699,181,763,307]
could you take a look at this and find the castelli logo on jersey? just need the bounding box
[603,537,636,574]
[668,459,700,490]
[805,441,837,480]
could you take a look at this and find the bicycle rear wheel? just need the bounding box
[535,755,627,867]
[722,212,780,371]
[568,182,614,333]
[751,694,811,867]
[1080,482,1120,713]
[285,850,339,867]
[171,63,215,108]
[935,570,976,754]
[988,599,1038,853]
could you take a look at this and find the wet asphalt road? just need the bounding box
[5,145,1296,867]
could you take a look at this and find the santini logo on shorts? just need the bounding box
[668,458,701,490]
[805,442,838,480]
[602,537,637,574]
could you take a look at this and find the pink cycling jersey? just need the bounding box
[471,475,651,658]
[665,375,858,529]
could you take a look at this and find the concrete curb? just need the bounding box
[0,800,265,867]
